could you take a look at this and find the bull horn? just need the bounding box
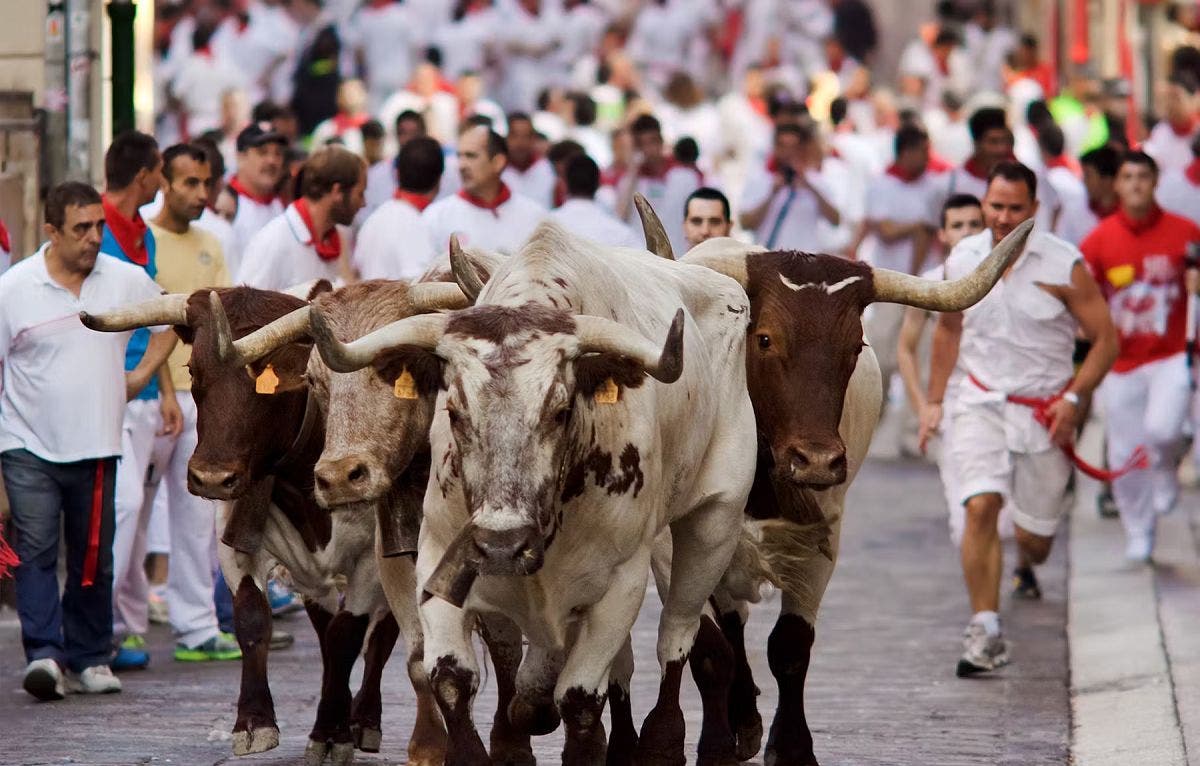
[408,282,471,313]
[79,293,189,332]
[634,193,674,260]
[310,307,448,373]
[575,308,685,384]
[871,219,1034,311]
[230,306,314,365]
[449,235,485,301]
[208,290,238,364]
[681,237,763,288]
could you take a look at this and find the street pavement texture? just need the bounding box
[0,453,1092,766]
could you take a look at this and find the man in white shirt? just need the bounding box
[922,162,1117,677]
[1038,124,1087,220]
[217,123,287,276]
[238,145,366,289]
[423,125,547,256]
[343,0,423,111]
[1156,133,1200,226]
[682,187,733,249]
[1055,146,1120,246]
[355,136,443,280]
[549,154,640,249]
[502,112,558,209]
[364,110,428,216]
[169,22,246,139]
[1143,72,1200,176]
[739,123,842,252]
[0,183,167,701]
[611,114,702,255]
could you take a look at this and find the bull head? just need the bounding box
[308,299,684,580]
[684,219,1033,488]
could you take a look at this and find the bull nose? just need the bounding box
[187,465,244,499]
[472,527,544,576]
[314,457,371,492]
[784,444,847,488]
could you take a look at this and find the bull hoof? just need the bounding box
[763,749,818,766]
[734,716,763,761]
[634,706,685,766]
[509,695,562,736]
[330,741,355,766]
[353,725,382,753]
[696,752,739,766]
[304,739,330,766]
[232,725,280,756]
[489,744,536,766]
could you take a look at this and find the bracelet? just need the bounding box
[927,400,943,405]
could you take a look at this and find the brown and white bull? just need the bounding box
[80,281,464,765]
[307,222,759,765]
[668,218,1034,765]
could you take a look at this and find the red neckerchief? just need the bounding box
[457,183,512,217]
[331,113,368,135]
[394,189,434,212]
[638,157,675,181]
[293,198,341,261]
[1117,204,1164,235]
[886,163,922,182]
[749,96,768,117]
[508,153,541,173]
[934,51,950,76]
[230,176,277,207]
[962,156,991,180]
[927,153,953,174]
[1169,116,1200,137]
[236,13,250,32]
[553,179,567,208]
[368,0,393,7]
[101,195,149,267]
[828,51,845,73]
[600,165,627,187]
[766,155,781,173]
[1045,155,1082,176]
[1186,159,1200,186]
[0,217,9,253]
[195,45,213,60]
[1089,198,1118,219]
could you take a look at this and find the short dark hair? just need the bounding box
[105,130,160,190]
[934,28,961,48]
[479,128,507,159]
[673,137,699,164]
[987,160,1038,199]
[547,140,585,167]
[1119,149,1159,176]
[300,145,364,199]
[193,136,226,181]
[161,143,210,181]
[1080,146,1121,178]
[569,93,597,127]
[1026,100,1053,129]
[1192,131,1200,159]
[630,114,662,138]
[460,114,494,132]
[894,124,929,156]
[775,122,815,144]
[1170,70,1200,95]
[396,137,444,194]
[507,111,534,132]
[830,97,849,126]
[967,107,1008,143]
[564,154,600,198]
[684,187,731,222]
[360,119,384,141]
[395,109,426,133]
[252,100,284,122]
[1037,123,1066,158]
[45,181,102,229]
[940,192,981,228]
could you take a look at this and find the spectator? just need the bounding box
[502,112,557,208]
[355,136,443,280]
[1143,72,1200,175]
[344,0,423,111]
[1039,123,1087,217]
[1056,146,1120,246]
[288,0,343,136]
[612,114,702,255]
[549,154,640,249]
[682,187,733,248]
[0,182,168,700]
[740,122,841,251]
[1156,132,1200,225]
[309,79,371,155]
[217,123,287,275]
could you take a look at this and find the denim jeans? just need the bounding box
[2,449,118,672]
[213,566,234,635]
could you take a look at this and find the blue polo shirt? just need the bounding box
[100,225,159,401]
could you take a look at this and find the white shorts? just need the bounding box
[938,399,1017,546]
[952,398,1073,537]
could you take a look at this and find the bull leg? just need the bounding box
[510,643,564,736]
[423,597,490,766]
[689,614,738,766]
[222,539,280,756]
[350,609,398,752]
[638,503,742,766]
[376,541,446,766]
[718,604,762,761]
[606,636,637,766]
[480,614,535,766]
[306,609,369,766]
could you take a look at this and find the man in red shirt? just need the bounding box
[1081,151,1200,561]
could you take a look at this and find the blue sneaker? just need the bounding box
[111,634,150,671]
[267,578,304,617]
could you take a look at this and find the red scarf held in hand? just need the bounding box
[1116,204,1164,235]
[229,176,277,207]
[101,196,149,267]
[293,198,342,261]
[394,189,434,212]
[457,183,512,217]
[1186,159,1200,186]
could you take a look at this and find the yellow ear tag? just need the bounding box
[595,377,620,404]
[1106,264,1136,290]
[393,368,418,400]
[255,364,279,395]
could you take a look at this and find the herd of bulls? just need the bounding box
[81,197,1032,766]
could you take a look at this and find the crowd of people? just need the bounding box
[3,0,1200,706]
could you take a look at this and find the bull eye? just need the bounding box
[554,406,573,426]
[757,334,771,350]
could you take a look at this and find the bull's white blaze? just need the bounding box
[778,274,863,295]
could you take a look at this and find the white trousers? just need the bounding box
[1099,353,1191,539]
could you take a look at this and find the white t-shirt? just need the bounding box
[237,204,346,290]
[344,2,421,107]
[1054,198,1107,247]
[170,53,246,137]
[741,164,834,252]
[1143,121,1199,176]
[354,198,438,280]
[422,188,547,256]
[1044,165,1087,221]
[1156,169,1200,227]
[549,198,640,249]
[364,159,397,217]
[229,187,284,278]
[502,157,557,210]
[863,171,941,273]
[0,246,165,462]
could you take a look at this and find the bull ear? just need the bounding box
[307,279,334,300]
[245,346,310,395]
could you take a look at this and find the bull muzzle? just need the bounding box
[472,525,545,576]
[188,460,249,500]
[776,440,848,488]
[313,454,386,508]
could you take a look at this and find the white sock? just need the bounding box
[972,610,1001,636]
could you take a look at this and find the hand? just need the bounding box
[1044,398,1078,447]
[159,394,184,438]
[1186,267,1199,295]
[918,402,943,453]
[125,370,151,402]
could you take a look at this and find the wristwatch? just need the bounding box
[1062,391,1080,407]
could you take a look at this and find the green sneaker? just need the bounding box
[174,631,243,662]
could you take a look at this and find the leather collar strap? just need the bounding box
[273,389,320,474]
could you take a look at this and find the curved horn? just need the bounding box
[575,308,685,384]
[310,308,448,373]
[231,306,313,365]
[80,293,189,332]
[209,290,238,364]
[449,235,484,301]
[634,193,674,260]
[871,219,1034,311]
[681,237,762,288]
[408,282,471,313]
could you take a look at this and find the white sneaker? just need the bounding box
[956,621,1009,677]
[23,658,65,702]
[67,664,123,694]
[1125,532,1154,563]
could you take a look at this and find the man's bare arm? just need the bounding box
[896,307,929,413]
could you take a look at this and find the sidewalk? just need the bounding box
[1069,422,1199,766]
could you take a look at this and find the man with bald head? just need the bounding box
[423,124,546,256]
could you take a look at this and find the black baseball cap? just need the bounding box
[236,122,287,152]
